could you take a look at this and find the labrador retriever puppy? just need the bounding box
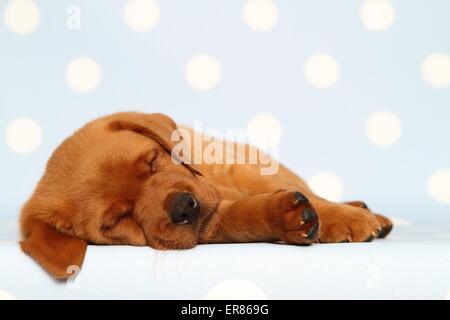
[20,112,393,278]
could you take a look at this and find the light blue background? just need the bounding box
[1,0,450,226]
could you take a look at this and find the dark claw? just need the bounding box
[306,222,320,240]
[339,239,350,243]
[364,235,375,242]
[293,192,309,206]
[303,207,318,223]
[378,225,393,238]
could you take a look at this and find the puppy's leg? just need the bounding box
[310,199,392,243]
[199,159,393,243]
[199,190,319,245]
[199,191,392,245]
[344,201,393,238]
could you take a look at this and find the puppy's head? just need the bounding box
[20,112,220,279]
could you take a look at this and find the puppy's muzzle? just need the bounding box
[169,192,200,225]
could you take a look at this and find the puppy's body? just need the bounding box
[20,112,393,278]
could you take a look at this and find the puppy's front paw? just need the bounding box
[317,205,382,243]
[271,191,320,245]
[374,214,393,238]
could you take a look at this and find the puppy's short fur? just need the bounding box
[20,112,393,278]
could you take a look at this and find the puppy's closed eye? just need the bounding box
[147,149,160,174]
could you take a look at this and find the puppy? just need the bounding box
[20,112,393,278]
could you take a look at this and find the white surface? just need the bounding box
[1,220,449,300]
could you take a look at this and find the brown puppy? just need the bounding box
[20,112,393,279]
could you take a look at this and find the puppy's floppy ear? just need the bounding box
[20,218,87,279]
[109,112,203,176]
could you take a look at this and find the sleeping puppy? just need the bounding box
[20,112,393,279]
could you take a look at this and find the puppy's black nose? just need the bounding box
[170,193,200,225]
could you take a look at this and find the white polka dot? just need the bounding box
[242,0,278,32]
[304,53,340,89]
[421,53,450,88]
[366,111,401,147]
[5,117,42,154]
[390,217,413,227]
[246,113,282,151]
[4,0,40,35]
[124,0,160,32]
[0,289,16,300]
[428,170,450,204]
[65,57,102,93]
[206,279,267,300]
[185,54,221,91]
[308,172,344,202]
[360,0,395,31]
